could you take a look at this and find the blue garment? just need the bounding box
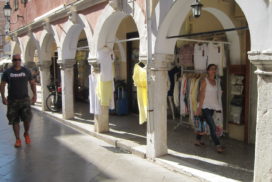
[167,67,180,96]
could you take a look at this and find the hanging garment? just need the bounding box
[194,44,208,70]
[96,75,115,109]
[180,76,187,116]
[89,74,101,115]
[173,78,180,107]
[179,44,194,67]
[184,77,192,121]
[167,66,180,96]
[189,78,195,125]
[97,47,115,82]
[207,43,226,76]
[133,64,148,125]
[230,105,242,124]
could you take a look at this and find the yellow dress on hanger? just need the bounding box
[133,64,148,125]
[96,75,113,106]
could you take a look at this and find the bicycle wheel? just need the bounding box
[46,93,60,112]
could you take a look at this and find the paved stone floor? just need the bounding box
[0,103,200,182]
[70,101,255,182]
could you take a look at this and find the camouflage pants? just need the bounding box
[7,98,32,125]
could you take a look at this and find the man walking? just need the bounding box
[0,54,36,148]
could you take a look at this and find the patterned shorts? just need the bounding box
[7,98,32,125]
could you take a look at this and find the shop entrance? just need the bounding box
[126,32,139,113]
[50,51,61,90]
[74,33,90,103]
[104,16,146,145]
[73,31,91,119]
[156,2,255,181]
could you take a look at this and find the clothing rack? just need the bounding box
[107,37,140,44]
[173,67,206,130]
[76,37,141,50]
[177,38,230,45]
[181,67,207,75]
[167,26,248,39]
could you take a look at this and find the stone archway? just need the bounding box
[58,14,93,119]
[155,2,242,63]
[39,26,60,111]
[24,33,40,64]
[89,2,147,133]
[147,0,253,158]
[91,2,146,59]
[10,41,22,57]
[22,33,41,104]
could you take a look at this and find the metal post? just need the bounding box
[146,0,154,157]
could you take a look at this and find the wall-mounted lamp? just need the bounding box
[191,0,203,18]
[3,2,24,24]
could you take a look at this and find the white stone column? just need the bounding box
[37,60,52,111]
[58,59,76,120]
[88,58,109,133]
[146,54,174,158]
[248,50,272,182]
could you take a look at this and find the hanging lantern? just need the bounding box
[191,0,203,18]
[3,2,12,19]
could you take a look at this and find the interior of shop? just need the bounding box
[74,31,90,103]
[170,9,254,143]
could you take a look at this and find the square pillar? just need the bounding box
[58,59,76,120]
[88,58,109,133]
[249,51,272,182]
[146,54,174,158]
[37,60,51,111]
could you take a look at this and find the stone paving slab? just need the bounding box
[31,104,254,182]
[0,103,199,182]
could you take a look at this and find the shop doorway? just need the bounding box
[126,32,139,113]
[73,31,91,119]
[104,16,146,145]
[50,51,61,88]
[154,2,255,181]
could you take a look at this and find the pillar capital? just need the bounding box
[88,58,100,73]
[138,55,149,65]
[248,50,272,75]
[57,59,76,70]
[37,60,52,71]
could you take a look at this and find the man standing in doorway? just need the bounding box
[0,54,36,148]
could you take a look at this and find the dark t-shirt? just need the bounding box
[1,67,33,100]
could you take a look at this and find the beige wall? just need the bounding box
[114,16,138,81]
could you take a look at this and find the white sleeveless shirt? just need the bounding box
[202,78,221,110]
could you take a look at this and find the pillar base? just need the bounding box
[94,106,109,133]
[248,50,272,182]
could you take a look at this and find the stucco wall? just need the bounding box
[115,16,138,81]
[79,2,107,31]
[10,0,76,31]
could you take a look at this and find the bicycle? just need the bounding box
[46,82,62,112]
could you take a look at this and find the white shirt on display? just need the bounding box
[89,74,101,115]
[97,46,115,81]
[207,43,226,76]
[194,43,208,70]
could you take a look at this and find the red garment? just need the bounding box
[179,44,194,67]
